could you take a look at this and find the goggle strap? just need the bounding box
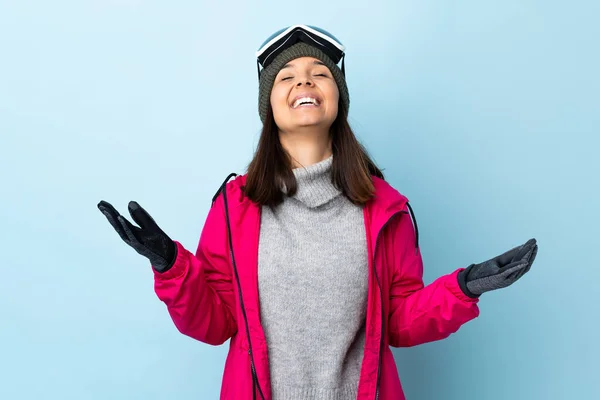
[257,59,261,80]
[341,54,345,76]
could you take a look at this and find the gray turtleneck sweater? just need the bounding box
[257,155,369,400]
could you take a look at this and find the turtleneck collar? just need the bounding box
[285,155,342,208]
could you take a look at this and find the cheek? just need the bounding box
[326,84,339,113]
[270,86,288,115]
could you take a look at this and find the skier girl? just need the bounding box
[98,24,538,400]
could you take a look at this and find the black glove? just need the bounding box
[458,238,538,298]
[97,200,177,272]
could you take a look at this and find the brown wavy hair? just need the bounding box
[243,99,384,207]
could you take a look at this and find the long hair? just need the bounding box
[243,99,384,207]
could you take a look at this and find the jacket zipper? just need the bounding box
[250,348,259,400]
[372,210,406,400]
[220,181,266,400]
[231,243,266,400]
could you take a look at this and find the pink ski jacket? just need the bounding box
[152,174,480,399]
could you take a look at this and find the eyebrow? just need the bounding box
[280,60,327,69]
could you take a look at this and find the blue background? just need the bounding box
[1,1,598,399]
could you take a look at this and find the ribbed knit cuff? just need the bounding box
[457,265,481,299]
[153,241,188,280]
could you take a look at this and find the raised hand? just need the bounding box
[458,238,538,298]
[97,200,177,272]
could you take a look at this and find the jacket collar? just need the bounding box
[364,176,410,252]
[221,174,408,229]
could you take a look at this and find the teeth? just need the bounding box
[293,97,318,108]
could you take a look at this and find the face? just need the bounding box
[269,56,339,133]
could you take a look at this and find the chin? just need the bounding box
[273,110,336,130]
[293,111,335,124]
[294,116,323,125]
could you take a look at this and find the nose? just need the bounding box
[296,79,313,87]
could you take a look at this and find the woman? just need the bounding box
[98,25,538,400]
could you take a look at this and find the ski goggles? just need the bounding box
[255,24,346,80]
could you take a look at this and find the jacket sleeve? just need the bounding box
[387,203,480,348]
[152,192,237,346]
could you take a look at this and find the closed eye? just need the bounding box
[282,74,328,81]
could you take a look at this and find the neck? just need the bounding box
[279,129,332,168]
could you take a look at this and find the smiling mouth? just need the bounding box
[291,96,322,109]
[292,103,319,110]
